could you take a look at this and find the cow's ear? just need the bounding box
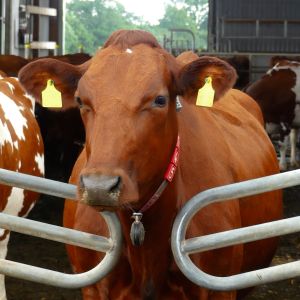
[176,51,199,66]
[18,58,88,110]
[178,56,237,102]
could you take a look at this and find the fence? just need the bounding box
[1,168,300,290]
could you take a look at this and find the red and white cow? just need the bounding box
[19,30,282,300]
[245,59,300,171]
[3,54,91,181]
[0,75,44,299]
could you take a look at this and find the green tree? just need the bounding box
[172,0,208,26]
[65,0,139,54]
[64,0,209,54]
[157,1,208,51]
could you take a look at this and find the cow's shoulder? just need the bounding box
[216,88,264,125]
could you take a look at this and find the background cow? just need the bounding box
[245,59,300,171]
[179,51,250,90]
[0,75,44,299]
[0,55,28,77]
[19,30,282,300]
[0,53,91,77]
[0,53,90,181]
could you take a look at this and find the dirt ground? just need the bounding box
[4,181,300,299]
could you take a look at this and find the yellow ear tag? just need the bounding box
[196,76,215,107]
[41,79,62,108]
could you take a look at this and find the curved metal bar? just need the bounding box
[171,169,300,291]
[169,28,196,50]
[0,168,77,200]
[0,168,123,288]
[0,211,122,288]
[0,212,112,252]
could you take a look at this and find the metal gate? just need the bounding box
[1,168,300,290]
[172,169,300,290]
[0,168,122,288]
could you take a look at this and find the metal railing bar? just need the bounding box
[0,168,123,287]
[171,169,300,291]
[0,168,77,200]
[181,256,300,291]
[0,211,122,288]
[183,216,300,254]
[0,212,112,252]
[192,169,300,213]
[0,248,118,289]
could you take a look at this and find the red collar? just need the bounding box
[139,135,180,213]
[130,135,180,246]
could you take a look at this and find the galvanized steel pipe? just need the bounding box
[0,168,77,200]
[171,169,300,291]
[0,168,122,288]
[0,211,122,288]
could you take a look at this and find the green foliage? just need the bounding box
[65,0,208,54]
[65,0,138,54]
[157,3,208,50]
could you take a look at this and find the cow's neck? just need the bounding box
[117,179,178,291]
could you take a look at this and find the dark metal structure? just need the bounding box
[0,0,64,57]
[163,29,196,56]
[208,0,300,53]
[206,0,300,82]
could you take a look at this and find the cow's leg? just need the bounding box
[290,128,299,168]
[278,134,289,171]
[0,231,10,300]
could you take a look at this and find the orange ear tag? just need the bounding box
[41,79,62,108]
[196,76,215,107]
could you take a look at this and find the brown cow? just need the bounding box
[0,76,44,299]
[19,30,282,300]
[270,55,300,67]
[176,50,199,65]
[0,53,91,77]
[245,59,300,171]
[0,55,28,77]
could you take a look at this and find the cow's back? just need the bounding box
[0,77,44,215]
[0,77,44,299]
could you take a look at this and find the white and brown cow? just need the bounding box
[245,59,300,171]
[0,54,89,182]
[0,75,44,299]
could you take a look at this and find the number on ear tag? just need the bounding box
[196,76,215,107]
[41,79,62,108]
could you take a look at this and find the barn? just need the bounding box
[207,0,300,82]
[0,1,300,300]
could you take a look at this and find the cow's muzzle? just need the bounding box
[79,174,122,206]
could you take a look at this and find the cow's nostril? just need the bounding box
[79,175,85,189]
[109,176,122,193]
[79,174,122,206]
[80,174,121,193]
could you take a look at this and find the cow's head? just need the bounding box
[19,30,236,210]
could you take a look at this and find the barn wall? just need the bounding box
[208,0,300,53]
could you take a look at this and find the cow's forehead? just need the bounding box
[78,45,174,101]
[88,45,168,76]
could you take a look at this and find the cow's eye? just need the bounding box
[153,96,167,107]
